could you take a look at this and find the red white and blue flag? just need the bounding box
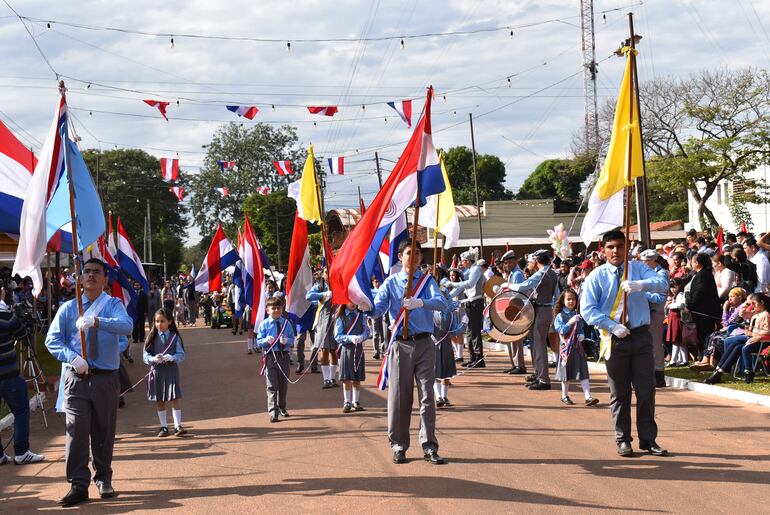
[307,106,338,117]
[273,160,293,175]
[216,187,229,197]
[160,158,179,181]
[387,99,413,127]
[242,217,267,327]
[226,105,258,120]
[326,156,344,175]
[256,186,270,195]
[143,99,170,120]
[194,224,239,293]
[0,120,36,238]
[117,217,150,292]
[329,87,444,308]
[285,212,315,333]
[169,186,184,201]
[376,273,431,390]
[387,212,409,274]
[94,235,138,318]
[217,160,237,172]
[13,88,104,295]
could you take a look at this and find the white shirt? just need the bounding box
[713,267,736,299]
[751,252,770,292]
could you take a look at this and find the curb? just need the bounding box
[586,360,770,409]
[0,393,46,432]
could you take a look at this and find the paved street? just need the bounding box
[2,324,769,513]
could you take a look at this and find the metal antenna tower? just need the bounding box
[580,0,600,154]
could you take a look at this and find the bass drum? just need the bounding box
[487,290,535,343]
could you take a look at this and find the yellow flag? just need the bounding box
[299,144,322,224]
[595,46,644,201]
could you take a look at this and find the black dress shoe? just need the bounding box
[509,367,527,375]
[473,360,486,368]
[640,441,668,456]
[311,367,320,374]
[58,487,89,507]
[373,353,381,360]
[296,365,304,374]
[525,374,537,382]
[95,480,116,499]
[279,409,290,417]
[617,441,633,457]
[460,362,471,367]
[502,368,514,374]
[704,371,723,385]
[528,381,551,390]
[423,450,446,465]
[745,371,755,384]
[654,371,667,388]
[393,450,406,464]
[270,414,279,423]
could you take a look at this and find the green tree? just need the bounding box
[81,148,188,272]
[516,155,595,203]
[441,146,513,205]
[644,157,689,222]
[190,123,306,238]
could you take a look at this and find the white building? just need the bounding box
[687,164,770,233]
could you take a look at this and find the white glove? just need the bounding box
[620,280,643,293]
[461,315,469,324]
[358,304,369,312]
[569,314,581,325]
[153,355,164,365]
[279,336,289,345]
[75,316,96,332]
[265,335,275,344]
[611,324,631,338]
[493,285,501,294]
[403,297,424,310]
[162,354,174,363]
[71,355,89,374]
[322,291,332,302]
[351,335,363,345]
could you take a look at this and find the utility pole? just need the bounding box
[628,21,651,248]
[580,0,600,154]
[374,151,383,188]
[274,204,282,271]
[468,113,484,257]
[146,199,153,262]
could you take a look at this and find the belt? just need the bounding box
[466,295,483,303]
[629,324,649,332]
[533,303,552,308]
[396,332,431,342]
[90,368,118,375]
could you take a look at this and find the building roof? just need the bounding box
[629,220,684,232]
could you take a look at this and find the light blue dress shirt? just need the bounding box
[448,265,483,300]
[508,266,525,285]
[306,283,329,302]
[45,292,132,370]
[371,270,447,336]
[508,266,559,304]
[334,308,369,345]
[553,307,584,338]
[143,330,186,365]
[645,265,669,306]
[580,261,668,331]
[256,315,296,349]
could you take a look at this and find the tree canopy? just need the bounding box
[81,148,188,272]
[516,155,595,204]
[441,146,513,205]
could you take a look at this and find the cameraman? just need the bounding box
[0,284,45,465]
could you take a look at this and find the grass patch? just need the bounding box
[664,366,770,396]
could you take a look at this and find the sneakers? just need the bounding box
[322,380,333,389]
[14,450,45,464]
[158,426,170,437]
[442,397,452,407]
[331,379,339,387]
[279,409,290,417]
[0,454,11,465]
[585,397,599,407]
[436,397,446,408]
[343,402,352,413]
[561,396,574,405]
[174,426,187,437]
[353,401,365,412]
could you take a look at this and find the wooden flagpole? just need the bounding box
[60,80,88,363]
[621,14,638,325]
[432,193,441,279]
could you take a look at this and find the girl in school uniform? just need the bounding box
[334,302,368,413]
[552,289,598,406]
[143,308,187,437]
[433,295,466,407]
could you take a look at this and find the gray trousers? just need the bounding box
[529,307,553,383]
[265,352,289,415]
[387,336,438,453]
[63,368,119,490]
[372,317,386,355]
[605,327,658,444]
[650,307,666,372]
[506,341,526,368]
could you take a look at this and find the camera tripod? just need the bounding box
[17,333,49,429]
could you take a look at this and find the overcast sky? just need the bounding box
[2,0,769,244]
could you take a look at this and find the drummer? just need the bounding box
[505,249,559,390]
[500,251,527,375]
[447,248,486,368]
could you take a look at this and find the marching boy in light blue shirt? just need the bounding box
[256,296,295,423]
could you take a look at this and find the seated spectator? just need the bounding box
[692,287,749,371]
[705,292,770,384]
[669,252,689,280]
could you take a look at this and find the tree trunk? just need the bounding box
[697,198,719,229]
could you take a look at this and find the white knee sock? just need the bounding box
[343,388,351,403]
[331,364,338,379]
[172,409,182,427]
[434,382,442,398]
[352,387,360,403]
[561,382,569,397]
[580,379,591,399]
[441,384,448,397]
[322,365,330,381]
[157,410,167,427]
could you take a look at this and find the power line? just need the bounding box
[3,0,59,78]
